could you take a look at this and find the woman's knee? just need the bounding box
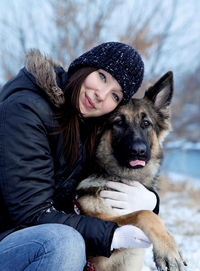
[35,224,86,270]
[44,224,86,258]
[40,224,86,270]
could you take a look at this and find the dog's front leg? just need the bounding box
[105,210,186,271]
[88,248,145,271]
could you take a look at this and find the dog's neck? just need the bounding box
[77,163,159,196]
[94,159,160,189]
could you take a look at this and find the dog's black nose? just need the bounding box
[130,141,147,156]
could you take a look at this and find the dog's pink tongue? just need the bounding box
[129,160,146,167]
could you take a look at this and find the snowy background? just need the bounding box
[141,140,200,270]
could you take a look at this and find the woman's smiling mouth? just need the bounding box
[85,94,95,109]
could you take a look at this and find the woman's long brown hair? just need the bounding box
[56,66,103,165]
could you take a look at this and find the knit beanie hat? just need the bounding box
[68,42,144,104]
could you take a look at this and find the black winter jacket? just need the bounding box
[0,50,117,257]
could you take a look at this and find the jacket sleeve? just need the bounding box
[0,94,117,257]
[147,188,160,214]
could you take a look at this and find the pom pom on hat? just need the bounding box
[68,42,144,104]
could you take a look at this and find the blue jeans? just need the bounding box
[0,224,86,271]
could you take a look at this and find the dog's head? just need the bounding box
[96,72,173,187]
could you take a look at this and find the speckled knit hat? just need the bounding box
[68,42,144,104]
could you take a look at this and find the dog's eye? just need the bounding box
[113,115,125,127]
[113,119,124,126]
[141,120,151,128]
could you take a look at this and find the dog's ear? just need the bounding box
[144,71,173,109]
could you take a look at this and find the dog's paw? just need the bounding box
[153,233,187,271]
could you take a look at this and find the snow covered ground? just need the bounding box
[141,177,200,271]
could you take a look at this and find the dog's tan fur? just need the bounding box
[77,72,186,271]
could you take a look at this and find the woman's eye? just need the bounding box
[99,72,106,82]
[112,93,120,102]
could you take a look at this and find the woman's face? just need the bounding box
[79,69,123,118]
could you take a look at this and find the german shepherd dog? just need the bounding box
[76,72,186,271]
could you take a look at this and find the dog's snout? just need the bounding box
[130,141,147,156]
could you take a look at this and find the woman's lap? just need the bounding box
[0,224,86,271]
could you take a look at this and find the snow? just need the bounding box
[141,178,200,271]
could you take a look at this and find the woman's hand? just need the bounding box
[111,225,151,250]
[100,181,157,216]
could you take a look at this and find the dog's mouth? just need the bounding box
[114,150,149,169]
[128,159,147,169]
[129,159,146,168]
[112,140,150,169]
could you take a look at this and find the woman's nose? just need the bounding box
[95,88,109,102]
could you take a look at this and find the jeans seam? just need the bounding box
[25,245,51,271]
[0,240,47,254]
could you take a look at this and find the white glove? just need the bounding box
[100,181,157,216]
[111,225,151,250]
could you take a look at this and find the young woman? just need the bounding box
[0,42,159,271]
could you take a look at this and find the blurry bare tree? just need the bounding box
[50,0,121,63]
[0,0,180,80]
[171,65,200,141]
[119,1,178,75]
[0,0,199,141]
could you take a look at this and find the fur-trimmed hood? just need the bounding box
[25,49,67,107]
[0,49,68,107]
